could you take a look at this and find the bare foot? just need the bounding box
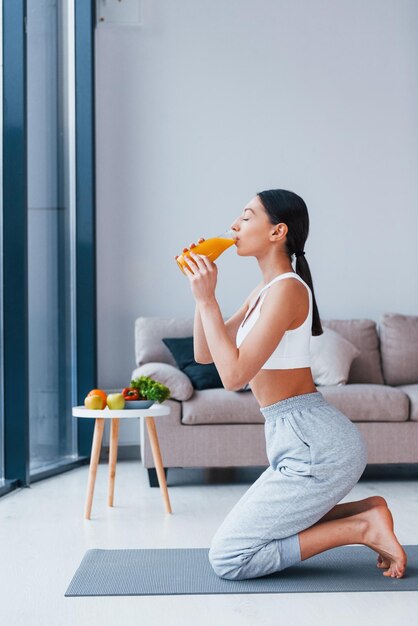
[359,504,407,578]
[358,497,393,570]
[314,496,391,569]
[350,497,392,570]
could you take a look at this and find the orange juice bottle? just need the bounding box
[176,229,237,274]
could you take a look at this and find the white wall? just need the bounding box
[95,0,418,446]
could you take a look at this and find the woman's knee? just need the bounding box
[208,541,246,580]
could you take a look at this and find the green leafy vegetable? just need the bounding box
[130,376,170,403]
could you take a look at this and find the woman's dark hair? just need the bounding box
[257,189,323,336]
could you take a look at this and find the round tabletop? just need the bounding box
[72,404,171,419]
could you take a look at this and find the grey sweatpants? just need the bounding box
[208,390,368,580]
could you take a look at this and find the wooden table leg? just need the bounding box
[84,417,105,520]
[108,418,120,507]
[145,415,173,514]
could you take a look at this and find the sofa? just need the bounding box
[132,313,418,487]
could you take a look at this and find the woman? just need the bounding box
[179,188,406,580]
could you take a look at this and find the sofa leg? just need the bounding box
[147,467,168,487]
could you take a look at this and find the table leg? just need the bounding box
[84,417,105,520]
[108,418,120,507]
[145,415,173,514]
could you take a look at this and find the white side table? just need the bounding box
[72,404,172,519]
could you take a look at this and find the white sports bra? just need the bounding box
[235,272,312,370]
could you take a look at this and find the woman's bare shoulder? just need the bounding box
[246,280,265,308]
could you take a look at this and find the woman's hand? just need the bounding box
[174,237,205,261]
[179,238,218,303]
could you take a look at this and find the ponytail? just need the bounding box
[294,254,323,336]
[257,189,324,337]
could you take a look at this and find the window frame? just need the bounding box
[0,0,97,497]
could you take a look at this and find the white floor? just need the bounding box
[1,460,417,626]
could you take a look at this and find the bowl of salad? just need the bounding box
[122,376,171,409]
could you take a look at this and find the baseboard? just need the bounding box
[100,445,142,462]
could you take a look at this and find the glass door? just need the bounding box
[0,0,4,485]
[27,0,77,474]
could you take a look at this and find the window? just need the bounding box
[0,0,4,485]
[1,0,96,496]
[27,0,78,475]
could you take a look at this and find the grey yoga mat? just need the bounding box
[65,545,417,596]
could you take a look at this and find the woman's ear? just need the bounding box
[271,223,287,239]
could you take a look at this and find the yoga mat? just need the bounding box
[65,545,417,596]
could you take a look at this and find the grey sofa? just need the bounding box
[132,313,418,487]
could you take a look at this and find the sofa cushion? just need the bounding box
[396,384,418,421]
[379,313,418,385]
[135,316,385,386]
[181,384,409,425]
[131,362,194,401]
[181,388,264,425]
[162,336,223,390]
[135,316,231,367]
[322,319,384,385]
[319,384,409,422]
[135,317,195,367]
[310,327,361,386]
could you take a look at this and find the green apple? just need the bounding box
[84,394,104,410]
[106,393,125,410]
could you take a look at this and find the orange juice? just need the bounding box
[176,230,237,274]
